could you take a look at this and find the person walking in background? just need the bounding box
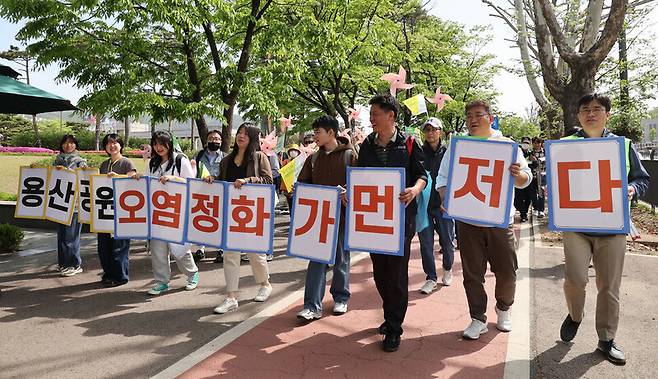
[417,118,456,295]
[53,134,87,277]
[192,130,225,263]
[98,133,137,287]
[210,122,274,314]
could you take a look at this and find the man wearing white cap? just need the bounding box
[417,117,456,294]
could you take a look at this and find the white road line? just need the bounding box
[153,252,370,379]
[503,222,531,379]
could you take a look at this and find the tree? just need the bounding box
[0,45,42,146]
[498,115,541,141]
[483,0,632,137]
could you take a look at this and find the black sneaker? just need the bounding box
[378,322,389,335]
[597,340,626,365]
[193,249,205,262]
[382,333,400,352]
[214,251,223,263]
[560,314,581,342]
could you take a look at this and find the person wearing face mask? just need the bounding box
[192,130,226,263]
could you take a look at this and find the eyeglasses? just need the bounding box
[423,128,439,133]
[207,137,222,142]
[579,108,606,115]
[465,112,488,119]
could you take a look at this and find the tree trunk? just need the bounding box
[95,115,101,150]
[618,26,629,130]
[31,115,42,147]
[182,30,209,147]
[124,117,130,146]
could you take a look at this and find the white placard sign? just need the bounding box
[185,178,225,248]
[443,137,517,227]
[287,183,341,264]
[44,167,78,225]
[76,168,97,224]
[90,174,116,233]
[345,167,405,256]
[545,137,629,234]
[224,184,275,254]
[113,177,150,239]
[15,167,48,220]
[149,177,188,244]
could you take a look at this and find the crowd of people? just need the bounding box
[47,92,648,364]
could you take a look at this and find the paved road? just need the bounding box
[1,216,657,378]
[529,221,658,379]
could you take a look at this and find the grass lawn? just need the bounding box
[0,155,149,195]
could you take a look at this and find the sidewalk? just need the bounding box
[168,233,529,379]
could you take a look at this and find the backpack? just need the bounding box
[174,153,186,176]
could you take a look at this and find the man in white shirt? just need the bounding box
[436,100,532,340]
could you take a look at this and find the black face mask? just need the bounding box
[207,142,221,151]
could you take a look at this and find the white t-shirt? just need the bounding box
[150,153,194,179]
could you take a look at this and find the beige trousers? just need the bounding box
[563,232,626,341]
[223,251,269,294]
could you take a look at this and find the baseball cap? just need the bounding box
[423,117,443,130]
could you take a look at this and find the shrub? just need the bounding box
[0,223,24,254]
[32,153,108,168]
[0,192,17,201]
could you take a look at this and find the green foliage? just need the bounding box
[32,153,107,168]
[650,127,656,142]
[498,116,541,142]
[0,192,17,201]
[0,223,24,254]
[10,121,96,150]
[0,114,33,143]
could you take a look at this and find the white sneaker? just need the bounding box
[442,269,453,286]
[254,285,272,302]
[333,302,348,315]
[463,318,488,340]
[297,308,322,321]
[61,266,83,277]
[213,298,239,314]
[495,306,512,332]
[419,279,437,294]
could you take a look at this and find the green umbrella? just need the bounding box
[0,74,78,115]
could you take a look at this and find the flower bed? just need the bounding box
[0,146,55,154]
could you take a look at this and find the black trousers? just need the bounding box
[370,219,415,336]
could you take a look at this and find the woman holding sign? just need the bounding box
[98,133,136,287]
[208,122,274,314]
[53,134,87,277]
[144,131,200,296]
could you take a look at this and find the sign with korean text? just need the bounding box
[545,137,629,234]
[76,168,98,224]
[444,137,517,227]
[44,167,78,225]
[287,183,341,264]
[345,167,405,256]
[90,174,118,233]
[149,178,188,244]
[15,167,48,220]
[185,178,225,248]
[113,177,150,239]
[224,184,275,254]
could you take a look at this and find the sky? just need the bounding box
[1,1,657,118]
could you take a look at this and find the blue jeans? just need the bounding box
[98,233,131,282]
[418,207,456,280]
[57,215,82,268]
[303,225,350,312]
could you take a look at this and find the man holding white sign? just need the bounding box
[556,93,649,365]
[437,100,531,340]
[355,94,427,352]
[294,115,357,321]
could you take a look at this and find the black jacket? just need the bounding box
[422,142,446,210]
[357,129,427,218]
